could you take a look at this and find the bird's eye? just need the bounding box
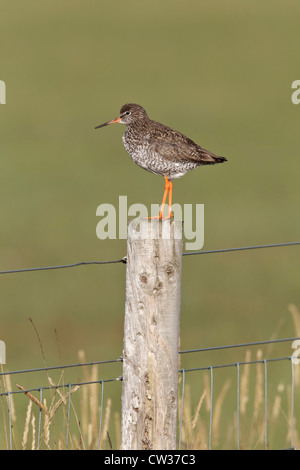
[125,111,131,116]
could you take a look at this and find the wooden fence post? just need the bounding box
[121,217,183,450]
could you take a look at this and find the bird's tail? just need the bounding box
[212,155,227,163]
[200,150,227,165]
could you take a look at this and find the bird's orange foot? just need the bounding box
[146,215,161,220]
[146,212,174,220]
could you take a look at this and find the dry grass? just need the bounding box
[178,349,299,450]
[177,304,300,450]
[0,350,118,450]
[1,306,300,450]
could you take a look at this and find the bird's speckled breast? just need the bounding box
[122,130,150,169]
[122,129,196,179]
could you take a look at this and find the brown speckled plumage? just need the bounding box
[95,103,227,218]
[122,104,227,180]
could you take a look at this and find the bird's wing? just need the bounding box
[147,121,221,164]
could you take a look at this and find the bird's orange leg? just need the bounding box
[167,179,174,219]
[148,176,174,220]
[148,177,168,220]
[158,176,170,219]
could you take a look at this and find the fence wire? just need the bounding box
[0,240,299,449]
[0,241,299,275]
[178,355,297,450]
[1,337,299,450]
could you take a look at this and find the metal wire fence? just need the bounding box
[0,240,299,450]
[178,338,300,450]
[0,240,299,275]
[0,336,299,450]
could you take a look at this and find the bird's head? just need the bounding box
[95,103,149,129]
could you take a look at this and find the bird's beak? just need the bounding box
[95,116,121,129]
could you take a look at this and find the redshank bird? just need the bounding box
[95,103,227,219]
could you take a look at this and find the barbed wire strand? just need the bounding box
[0,241,299,275]
[179,336,300,355]
[0,358,123,377]
[1,336,298,380]
[182,241,300,257]
[0,258,127,275]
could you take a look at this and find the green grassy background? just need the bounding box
[0,0,300,449]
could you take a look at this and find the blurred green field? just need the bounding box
[0,0,300,449]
